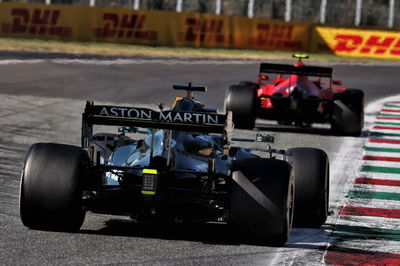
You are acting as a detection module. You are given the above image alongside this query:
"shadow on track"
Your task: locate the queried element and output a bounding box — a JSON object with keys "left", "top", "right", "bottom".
{"left": 79, "top": 218, "right": 340, "bottom": 247}
{"left": 80, "top": 219, "right": 245, "bottom": 246}
{"left": 255, "top": 123, "right": 369, "bottom": 137}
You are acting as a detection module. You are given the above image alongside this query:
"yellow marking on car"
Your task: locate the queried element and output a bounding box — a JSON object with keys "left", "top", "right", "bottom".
{"left": 143, "top": 169, "right": 158, "bottom": 174}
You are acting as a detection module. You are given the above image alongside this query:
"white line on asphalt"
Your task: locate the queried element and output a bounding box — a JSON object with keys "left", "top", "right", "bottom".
{"left": 1, "top": 58, "right": 400, "bottom": 67}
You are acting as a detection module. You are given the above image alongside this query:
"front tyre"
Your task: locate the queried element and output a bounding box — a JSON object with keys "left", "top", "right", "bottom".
{"left": 20, "top": 143, "right": 87, "bottom": 231}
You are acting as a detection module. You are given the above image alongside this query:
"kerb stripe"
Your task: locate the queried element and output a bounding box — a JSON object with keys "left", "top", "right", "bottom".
{"left": 368, "top": 138, "right": 400, "bottom": 144}
{"left": 377, "top": 116, "right": 400, "bottom": 120}
{"left": 355, "top": 177, "right": 400, "bottom": 186}
{"left": 361, "top": 165, "right": 400, "bottom": 174}
{"left": 375, "top": 121, "right": 400, "bottom": 126}
{"left": 347, "top": 190, "right": 400, "bottom": 201}
{"left": 339, "top": 206, "right": 400, "bottom": 219}
{"left": 373, "top": 125, "right": 400, "bottom": 130}
{"left": 325, "top": 250, "right": 400, "bottom": 265}
{"left": 362, "top": 155, "right": 400, "bottom": 162}
{"left": 381, "top": 108, "right": 400, "bottom": 113}
{"left": 364, "top": 146, "right": 400, "bottom": 153}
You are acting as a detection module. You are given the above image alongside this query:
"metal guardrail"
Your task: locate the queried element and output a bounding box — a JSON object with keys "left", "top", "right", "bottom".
{"left": 1, "top": 0, "right": 399, "bottom": 29}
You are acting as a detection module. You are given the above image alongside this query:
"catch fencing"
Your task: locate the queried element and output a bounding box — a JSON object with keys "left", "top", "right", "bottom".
{"left": 2, "top": 0, "right": 400, "bottom": 28}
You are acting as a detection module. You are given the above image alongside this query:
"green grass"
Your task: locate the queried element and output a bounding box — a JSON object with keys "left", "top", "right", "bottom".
{"left": 1, "top": 37, "right": 400, "bottom": 63}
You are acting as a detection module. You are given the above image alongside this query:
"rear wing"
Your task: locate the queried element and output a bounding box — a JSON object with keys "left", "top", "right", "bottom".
{"left": 260, "top": 63, "right": 332, "bottom": 78}
{"left": 82, "top": 101, "right": 232, "bottom": 147}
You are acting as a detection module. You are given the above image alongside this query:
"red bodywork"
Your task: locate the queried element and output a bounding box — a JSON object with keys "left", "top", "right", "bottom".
{"left": 253, "top": 59, "right": 346, "bottom": 123}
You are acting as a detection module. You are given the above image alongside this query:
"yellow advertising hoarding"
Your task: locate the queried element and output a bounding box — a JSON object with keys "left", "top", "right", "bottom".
{"left": 231, "top": 17, "right": 311, "bottom": 51}
{"left": 312, "top": 26, "right": 400, "bottom": 59}
{"left": 0, "top": 2, "right": 313, "bottom": 52}
{"left": 171, "top": 12, "right": 231, "bottom": 48}
{"left": 0, "top": 2, "right": 168, "bottom": 45}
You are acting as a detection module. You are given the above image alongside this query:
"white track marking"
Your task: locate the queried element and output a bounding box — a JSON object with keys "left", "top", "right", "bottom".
{"left": 361, "top": 160, "right": 400, "bottom": 168}
{"left": 359, "top": 172, "right": 400, "bottom": 181}
{"left": 364, "top": 142, "right": 400, "bottom": 148}
{"left": 0, "top": 58, "right": 400, "bottom": 67}
{"left": 363, "top": 150, "right": 400, "bottom": 157}
{"left": 353, "top": 183, "right": 400, "bottom": 193}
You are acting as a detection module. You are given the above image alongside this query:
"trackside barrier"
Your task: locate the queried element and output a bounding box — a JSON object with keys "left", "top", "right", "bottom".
{"left": 311, "top": 26, "right": 400, "bottom": 59}
{"left": 1, "top": 2, "right": 400, "bottom": 59}
{"left": 0, "top": 2, "right": 310, "bottom": 51}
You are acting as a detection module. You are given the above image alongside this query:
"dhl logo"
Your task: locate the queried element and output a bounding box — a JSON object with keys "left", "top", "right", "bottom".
{"left": 181, "top": 18, "right": 225, "bottom": 43}
{"left": 93, "top": 13, "right": 157, "bottom": 41}
{"left": 315, "top": 27, "right": 400, "bottom": 58}
{"left": 333, "top": 34, "right": 400, "bottom": 55}
{"left": 251, "top": 23, "right": 303, "bottom": 49}
{"left": 1, "top": 8, "right": 72, "bottom": 37}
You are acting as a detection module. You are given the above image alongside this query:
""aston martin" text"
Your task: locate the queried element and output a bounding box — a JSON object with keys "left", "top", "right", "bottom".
{"left": 98, "top": 107, "right": 220, "bottom": 124}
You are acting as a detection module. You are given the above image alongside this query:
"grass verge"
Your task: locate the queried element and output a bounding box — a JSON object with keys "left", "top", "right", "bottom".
{"left": 0, "top": 37, "right": 399, "bottom": 64}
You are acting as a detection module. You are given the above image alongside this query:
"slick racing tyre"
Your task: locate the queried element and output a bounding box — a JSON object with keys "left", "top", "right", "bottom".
{"left": 230, "top": 158, "right": 294, "bottom": 246}
{"left": 224, "top": 84, "right": 260, "bottom": 129}
{"left": 331, "top": 89, "right": 364, "bottom": 136}
{"left": 20, "top": 143, "right": 88, "bottom": 231}
{"left": 288, "top": 147, "right": 329, "bottom": 228}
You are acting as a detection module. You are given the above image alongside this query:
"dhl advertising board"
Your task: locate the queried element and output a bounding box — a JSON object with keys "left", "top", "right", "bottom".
{"left": 0, "top": 2, "right": 83, "bottom": 40}
{"left": 0, "top": 2, "right": 165, "bottom": 45}
{"left": 0, "top": 2, "right": 311, "bottom": 51}
{"left": 231, "top": 16, "right": 311, "bottom": 51}
{"left": 171, "top": 12, "right": 231, "bottom": 48}
{"left": 3, "top": 1, "right": 400, "bottom": 59}
{"left": 312, "top": 26, "right": 400, "bottom": 59}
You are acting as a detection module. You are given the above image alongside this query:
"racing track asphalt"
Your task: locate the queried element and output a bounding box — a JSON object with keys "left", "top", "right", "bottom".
{"left": 0, "top": 52, "right": 399, "bottom": 265}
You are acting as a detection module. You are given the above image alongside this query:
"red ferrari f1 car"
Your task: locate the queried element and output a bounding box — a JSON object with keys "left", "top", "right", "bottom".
{"left": 224, "top": 55, "right": 364, "bottom": 136}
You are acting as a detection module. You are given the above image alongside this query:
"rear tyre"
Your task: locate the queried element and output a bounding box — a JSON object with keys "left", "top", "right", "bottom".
{"left": 331, "top": 89, "right": 364, "bottom": 136}
{"left": 230, "top": 158, "right": 294, "bottom": 246}
{"left": 224, "top": 84, "right": 260, "bottom": 129}
{"left": 20, "top": 143, "right": 87, "bottom": 231}
{"left": 288, "top": 147, "right": 329, "bottom": 227}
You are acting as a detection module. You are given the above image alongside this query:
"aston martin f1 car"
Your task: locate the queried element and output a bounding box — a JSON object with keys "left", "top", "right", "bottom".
{"left": 225, "top": 55, "right": 364, "bottom": 136}
{"left": 20, "top": 84, "right": 330, "bottom": 246}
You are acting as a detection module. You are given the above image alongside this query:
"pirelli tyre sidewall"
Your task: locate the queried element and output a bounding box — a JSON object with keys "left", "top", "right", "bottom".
{"left": 288, "top": 147, "right": 329, "bottom": 228}
{"left": 230, "top": 157, "right": 294, "bottom": 246}
{"left": 20, "top": 143, "right": 87, "bottom": 231}
{"left": 331, "top": 89, "right": 364, "bottom": 136}
{"left": 224, "top": 83, "right": 260, "bottom": 129}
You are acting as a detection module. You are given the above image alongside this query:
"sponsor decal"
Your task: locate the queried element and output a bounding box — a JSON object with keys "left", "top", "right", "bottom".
{"left": 315, "top": 27, "right": 400, "bottom": 59}
{"left": 177, "top": 17, "right": 225, "bottom": 44}
{"left": 93, "top": 13, "right": 157, "bottom": 41}
{"left": 1, "top": 7, "right": 72, "bottom": 36}
{"left": 250, "top": 23, "right": 303, "bottom": 49}
{"left": 93, "top": 106, "right": 222, "bottom": 125}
